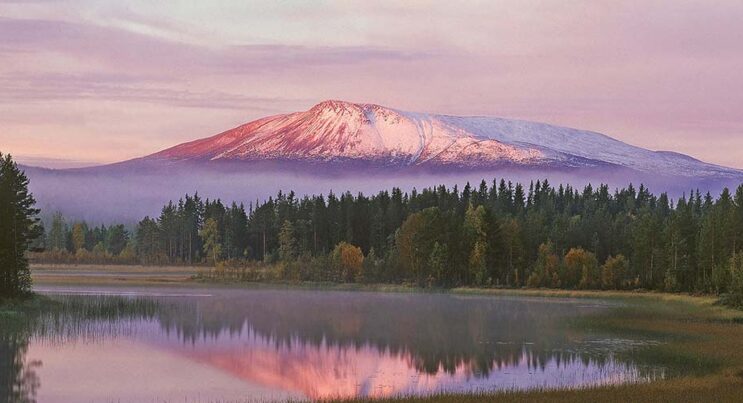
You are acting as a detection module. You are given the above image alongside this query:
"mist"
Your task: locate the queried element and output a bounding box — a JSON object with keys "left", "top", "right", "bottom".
{"left": 23, "top": 164, "right": 742, "bottom": 225}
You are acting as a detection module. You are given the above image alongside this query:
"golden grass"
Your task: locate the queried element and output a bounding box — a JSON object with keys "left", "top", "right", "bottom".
{"left": 30, "top": 263, "right": 203, "bottom": 273}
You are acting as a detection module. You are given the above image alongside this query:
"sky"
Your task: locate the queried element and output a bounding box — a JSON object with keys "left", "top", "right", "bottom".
{"left": 1, "top": 0, "right": 742, "bottom": 169}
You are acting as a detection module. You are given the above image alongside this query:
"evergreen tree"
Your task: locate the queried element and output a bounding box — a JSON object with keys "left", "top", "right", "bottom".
{"left": 200, "top": 218, "right": 222, "bottom": 265}
{"left": 135, "top": 217, "right": 161, "bottom": 265}
{"left": 278, "top": 220, "right": 298, "bottom": 262}
{"left": 47, "top": 212, "right": 67, "bottom": 251}
{"left": 0, "top": 153, "right": 41, "bottom": 296}
{"left": 106, "top": 225, "right": 129, "bottom": 256}
{"left": 427, "top": 242, "right": 449, "bottom": 286}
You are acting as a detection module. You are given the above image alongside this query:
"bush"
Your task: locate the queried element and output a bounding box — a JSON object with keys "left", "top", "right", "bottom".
{"left": 331, "top": 242, "right": 364, "bottom": 283}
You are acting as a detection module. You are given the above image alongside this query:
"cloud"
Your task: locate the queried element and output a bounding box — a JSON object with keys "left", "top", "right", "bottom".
{"left": 2, "top": 2, "right": 743, "bottom": 168}
{"left": 0, "top": 72, "right": 310, "bottom": 110}
{"left": 0, "top": 16, "right": 432, "bottom": 110}
{"left": 0, "top": 17, "right": 431, "bottom": 76}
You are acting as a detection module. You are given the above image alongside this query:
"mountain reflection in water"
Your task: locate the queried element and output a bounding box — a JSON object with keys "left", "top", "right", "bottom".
{"left": 4, "top": 286, "right": 664, "bottom": 402}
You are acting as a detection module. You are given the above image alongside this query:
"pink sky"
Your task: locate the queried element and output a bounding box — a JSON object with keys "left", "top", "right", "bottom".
{"left": 1, "top": 1, "right": 742, "bottom": 168}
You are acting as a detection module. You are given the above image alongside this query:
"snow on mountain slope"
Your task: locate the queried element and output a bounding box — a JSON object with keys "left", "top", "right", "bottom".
{"left": 147, "top": 100, "right": 742, "bottom": 178}
{"left": 151, "top": 100, "right": 546, "bottom": 168}
{"left": 438, "top": 115, "right": 738, "bottom": 178}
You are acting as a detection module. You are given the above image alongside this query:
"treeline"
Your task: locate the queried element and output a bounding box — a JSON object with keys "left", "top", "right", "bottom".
{"left": 33, "top": 179, "right": 743, "bottom": 296}
{"left": 31, "top": 212, "right": 136, "bottom": 264}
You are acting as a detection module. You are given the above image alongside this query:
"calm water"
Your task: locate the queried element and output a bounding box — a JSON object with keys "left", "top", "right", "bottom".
{"left": 2, "top": 285, "right": 664, "bottom": 402}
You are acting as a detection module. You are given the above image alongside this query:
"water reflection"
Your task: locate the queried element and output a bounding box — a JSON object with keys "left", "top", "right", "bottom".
{"left": 0, "top": 329, "right": 41, "bottom": 403}
{"left": 4, "top": 287, "right": 664, "bottom": 402}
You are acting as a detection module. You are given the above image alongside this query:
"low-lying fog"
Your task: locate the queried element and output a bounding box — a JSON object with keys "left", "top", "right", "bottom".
{"left": 25, "top": 165, "right": 741, "bottom": 225}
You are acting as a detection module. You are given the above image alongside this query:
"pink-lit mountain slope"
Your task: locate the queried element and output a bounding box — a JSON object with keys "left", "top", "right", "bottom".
{"left": 136, "top": 99, "right": 740, "bottom": 178}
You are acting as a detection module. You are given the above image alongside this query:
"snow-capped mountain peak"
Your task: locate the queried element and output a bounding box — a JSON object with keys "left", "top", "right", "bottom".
{"left": 147, "top": 100, "right": 742, "bottom": 178}
{"left": 152, "top": 100, "right": 545, "bottom": 168}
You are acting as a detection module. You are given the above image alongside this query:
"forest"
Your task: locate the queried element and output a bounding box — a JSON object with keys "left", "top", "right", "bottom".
{"left": 33, "top": 178, "right": 743, "bottom": 299}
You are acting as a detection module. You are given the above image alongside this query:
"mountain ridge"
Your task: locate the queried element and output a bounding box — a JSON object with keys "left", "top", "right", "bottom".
{"left": 19, "top": 100, "right": 743, "bottom": 222}
{"left": 135, "top": 99, "right": 741, "bottom": 179}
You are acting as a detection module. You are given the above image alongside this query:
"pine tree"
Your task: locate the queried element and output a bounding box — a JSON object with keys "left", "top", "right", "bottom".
{"left": 427, "top": 242, "right": 449, "bottom": 286}
{"left": 135, "top": 217, "right": 161, "bottom": 265}
{"left": 278, "top": 220, "right": 297, "bottom": 262}
{"left": 47, "top": 212, "right": 67, "bottom": 251}
{"left": 0, "top": 153, "right": 41, "bottom": 296}
{"left": 106, "top": 225, "right": 129, "bottom": 256}
{"left": 200, "top": 218, "right": 222, "bottom": 265}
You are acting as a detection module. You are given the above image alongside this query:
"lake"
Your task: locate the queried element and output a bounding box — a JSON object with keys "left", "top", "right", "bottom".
{"left": 3, "top": 285, "right": 664, "bottom": 402}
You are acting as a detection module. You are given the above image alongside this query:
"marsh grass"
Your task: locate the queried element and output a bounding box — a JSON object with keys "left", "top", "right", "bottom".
{"left": 1, "top": 293, "right": 160, "bottom": 340}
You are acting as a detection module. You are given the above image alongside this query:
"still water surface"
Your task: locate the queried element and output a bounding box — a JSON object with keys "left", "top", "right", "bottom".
{"left": 7, "top": 285, "right": 664, "bottom": 402}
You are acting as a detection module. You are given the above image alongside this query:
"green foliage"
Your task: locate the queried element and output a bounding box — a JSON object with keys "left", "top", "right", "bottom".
{"left": 33, "top": 178, "right": 743, "bottom": 296}
{"left": 106, "top": 224, "right": 129, "bottom": 256}
{"left": 47, "top": 212, "right": 67, "bottom": 251}
{"left": 135, "top": 217, "right": 161, "bottom": 264}
{"left": 719, "top": 254, "right": 743, "bottom": 308}
{"left": 527, "top": 242, "right": 561, "bottom": 288}
{"left": 200, "top": 218, "right": 222, "bottom": 265}
{"left": 0, "top": 153, "right": 41, "bottom": 296}
{"left": 278, "top": 220, "right": 297, "bottom": 262}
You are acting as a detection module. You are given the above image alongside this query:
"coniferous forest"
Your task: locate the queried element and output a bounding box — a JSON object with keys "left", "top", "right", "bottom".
{"left": 34, "top": 179, "right": 743, "bottom": 298}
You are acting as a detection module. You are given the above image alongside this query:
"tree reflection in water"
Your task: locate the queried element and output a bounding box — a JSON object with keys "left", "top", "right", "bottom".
{"left": 0, "top": 296, "right": 158, "bottom": 403}
{"left": 2, "top": 289, "right": 663, "bottom": 401}
{"left": 0, "top": 327, "right": 41, "bottom": 403}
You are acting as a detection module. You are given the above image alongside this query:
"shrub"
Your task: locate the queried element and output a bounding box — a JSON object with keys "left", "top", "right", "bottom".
{"left": 331, "top": 242, "right": 364, "bottom": 283}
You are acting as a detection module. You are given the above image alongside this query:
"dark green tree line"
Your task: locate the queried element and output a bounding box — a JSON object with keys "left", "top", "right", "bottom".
{"left": 37, "top": 178, "right": 743, "bottom": 297}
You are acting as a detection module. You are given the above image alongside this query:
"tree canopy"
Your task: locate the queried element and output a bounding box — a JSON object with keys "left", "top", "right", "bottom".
{"left": 35, "top": 177, "right": 743, "bottom": 296}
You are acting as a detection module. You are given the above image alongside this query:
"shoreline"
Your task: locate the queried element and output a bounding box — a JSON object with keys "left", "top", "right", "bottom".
{"left": 29, "top": 262, "right": 727, "bottom": 302}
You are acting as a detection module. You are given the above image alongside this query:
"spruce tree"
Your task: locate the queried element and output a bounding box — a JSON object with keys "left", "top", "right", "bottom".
{"left": 0, "top": 153, "right": 41, "bottom": 297}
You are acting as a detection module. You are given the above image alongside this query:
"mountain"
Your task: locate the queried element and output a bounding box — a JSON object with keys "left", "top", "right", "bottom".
{"left": 139, "top": 99, "right": 741, "bottom": 178}
{"left": 22, "top": 100, "right": 743, "bottom": 222}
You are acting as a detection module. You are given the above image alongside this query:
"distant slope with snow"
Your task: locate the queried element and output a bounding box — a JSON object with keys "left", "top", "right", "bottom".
{"left": 141, "top": 100, "right": 741, "bottom": 179}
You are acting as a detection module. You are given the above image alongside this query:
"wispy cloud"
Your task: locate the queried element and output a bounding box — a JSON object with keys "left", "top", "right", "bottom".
{"left": 0, "top": 17, "right": 431, "bottom": 76}
{"left": 0, "top": 72, "right": 309, "bottom": 110}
